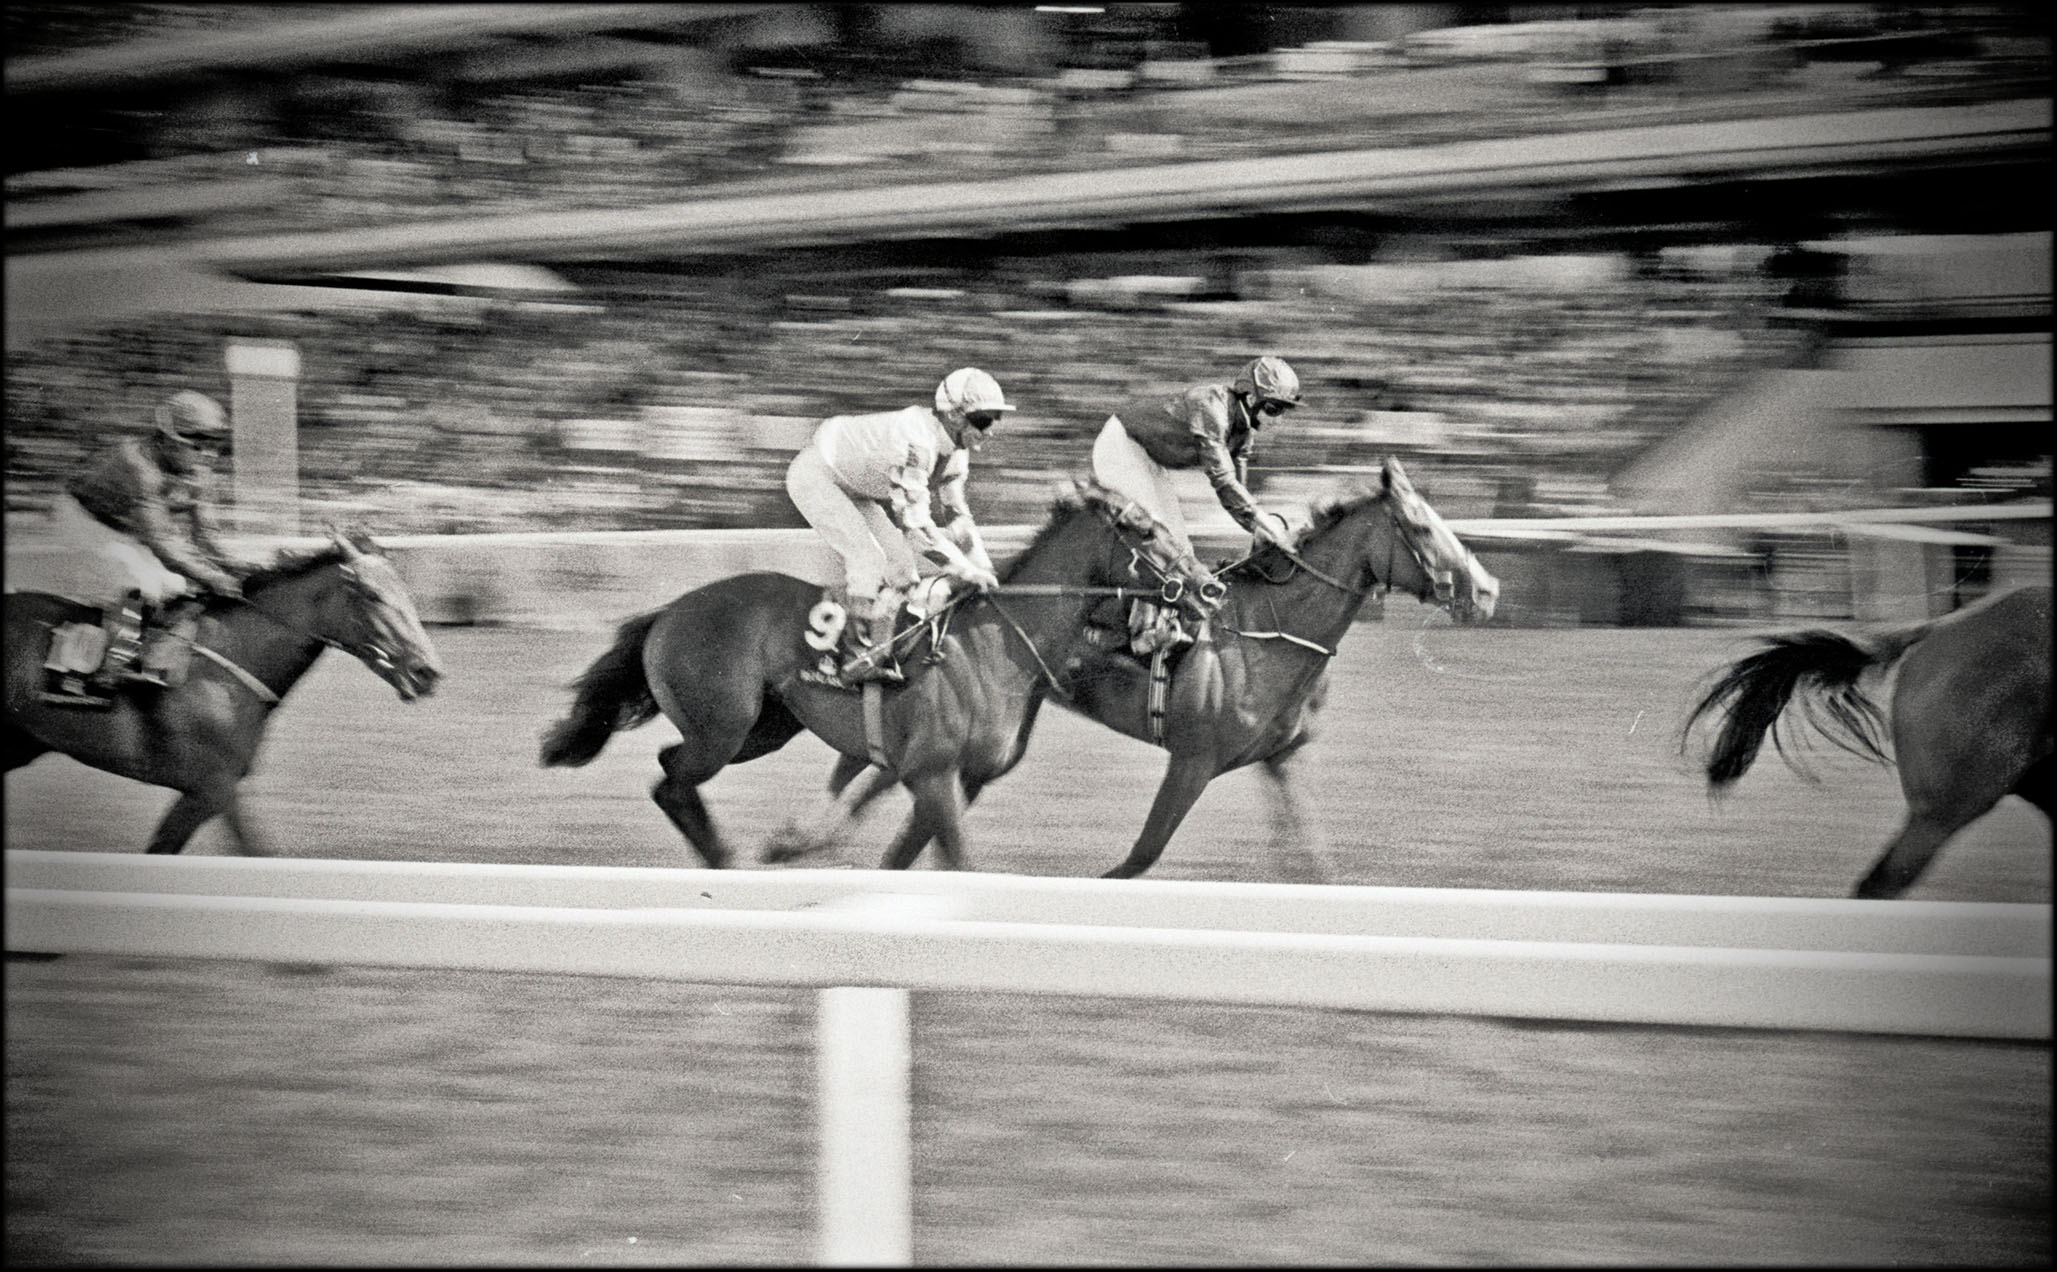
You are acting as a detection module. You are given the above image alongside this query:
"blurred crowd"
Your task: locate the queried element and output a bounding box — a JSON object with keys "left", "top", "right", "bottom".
{"left": 5, "top": 246, "right": 1808, "bottom": 536}
{"left": 3, "top": 4, "right": 2043, "bottom": 538}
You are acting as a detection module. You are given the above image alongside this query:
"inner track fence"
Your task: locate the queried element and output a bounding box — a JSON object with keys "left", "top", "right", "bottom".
{"left": 7, "top": 849, "right": 2049, "bottom": 1264}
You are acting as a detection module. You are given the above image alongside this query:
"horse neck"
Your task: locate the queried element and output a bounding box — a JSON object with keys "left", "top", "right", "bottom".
{"left": 215, "top": 566, "right": 344, "bottom": 689}
{"left": 987, "top": 515, "right": 1129, "bottom": 649}
{"left": 1235, "top": 506, "right": 1391, "bottom": 644}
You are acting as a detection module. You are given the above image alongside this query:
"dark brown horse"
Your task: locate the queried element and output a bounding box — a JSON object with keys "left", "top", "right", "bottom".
{"left": 537, "top": 486, "right": 1216, "bottom": 870}
{"left": 1685, "top": 583, "right": 2052, "bottom": 898}
{"left": 5, "top": 530, "right": 443, "bottom": 855}
{"left": 772, "top": 458, "right": 1500, "bottom": 879}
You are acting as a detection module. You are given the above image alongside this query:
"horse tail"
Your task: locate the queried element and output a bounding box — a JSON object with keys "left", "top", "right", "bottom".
{"left": 539, "top": 609, "right": 665, "bottom": 768}
{"left": 1687, "top": 619, "right": 1935, "bottom": 788}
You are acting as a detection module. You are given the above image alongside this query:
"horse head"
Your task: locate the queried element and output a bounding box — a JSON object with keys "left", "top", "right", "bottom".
{"left": 1379, "top": 459, "right": 1498, "bottom": 624}
{"left": 317, "top": 526, "right": 444, "bottom": 701}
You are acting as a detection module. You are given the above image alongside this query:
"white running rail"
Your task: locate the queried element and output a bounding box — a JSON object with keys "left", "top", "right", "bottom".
{"left": 7, "top": 851, "right": 2050, "bottom": 1263}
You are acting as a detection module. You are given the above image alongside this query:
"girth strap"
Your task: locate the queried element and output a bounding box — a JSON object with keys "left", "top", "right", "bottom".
{"left": 1147, "top": 647, "right": 1171, "bottom": 748}
{"left": 862, "top": 681, "right": 891, "bottom": 771}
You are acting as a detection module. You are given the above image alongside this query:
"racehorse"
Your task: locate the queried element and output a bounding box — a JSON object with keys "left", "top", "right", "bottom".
{"left": 537, "top": 485, "right": 1217, "bottom": 870}
{"left": 1684, "top": 583, "right": 2052, "bottom": 898}
{"left": 770, "top": 458, "right": 1501, "bottom": 879}
{"left": 4, "top": 529, "right": 443, "bottom": 855}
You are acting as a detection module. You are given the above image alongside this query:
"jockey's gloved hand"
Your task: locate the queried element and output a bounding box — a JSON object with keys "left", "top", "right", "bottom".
{"left": 208, "top": 576, "right": 244, "bottom": 601}
{"left": 953, "top": 563, "right": 1000, "bottom": 592}
{"left": 1253, "top": 512, "right": 1294, "bottom": 551}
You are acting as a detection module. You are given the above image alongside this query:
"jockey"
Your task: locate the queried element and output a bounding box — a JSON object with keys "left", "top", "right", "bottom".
{"left": 784, "top": 367, "right": 1013, "bottom": 683}
{"left": 1089, "top": 354, "right": 1302, "bottom": 654}
{"left": 51, "top": 389, "right": 250, "bottom": 689}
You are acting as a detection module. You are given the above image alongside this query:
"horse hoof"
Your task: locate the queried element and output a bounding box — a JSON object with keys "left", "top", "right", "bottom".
{"left": 762, "top": 832, "right": 830, "bottom": 865}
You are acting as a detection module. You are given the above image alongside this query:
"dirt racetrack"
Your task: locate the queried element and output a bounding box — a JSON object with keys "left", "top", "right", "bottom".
{"left": 6, "top": 608, "right": 2050, "bottom": 1265}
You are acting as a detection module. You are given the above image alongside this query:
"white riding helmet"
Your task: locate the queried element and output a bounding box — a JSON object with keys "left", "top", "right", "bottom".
{"left": 1233, "top": 355, "right": 1303, "bottom": 408}
{"left": 156, "top": 389, "right": 230, "bottom": 443}
{"left": 935, "top": 367, "right": 1016, "bottom": 420}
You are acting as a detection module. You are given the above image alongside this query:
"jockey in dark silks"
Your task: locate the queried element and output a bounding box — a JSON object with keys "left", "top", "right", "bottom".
{"left": 1089, "top": 354, "right": 1304, "bottom": 654}
{"left": 50, "top": 390, "right": 251, "bottom": 690}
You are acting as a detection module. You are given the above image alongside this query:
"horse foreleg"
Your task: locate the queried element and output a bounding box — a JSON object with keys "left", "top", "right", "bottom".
{"left": 146, "top": 791, "right": 224, "bottom": 855}
{"left": 1261, "top": 748, "right": 1337, "bottom": 885}
{"left": 1103, "top": 754, "right": 1217, "bottom": 880}
{"left": 903, "top": 770, "right": 974, "bottom": 871}
{"left": 653, "top": 743, "right": 734, "bottom": 869}
{"left": 763, "top": 757, "right": 896, "bottom": 864}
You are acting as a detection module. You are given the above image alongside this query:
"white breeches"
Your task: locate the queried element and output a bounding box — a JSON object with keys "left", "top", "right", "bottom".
{"left": 1090, "top": 417, "right": 1191, "bottom": 552}
{"left": 43, "top": 494, "right": 187, "bottom": 607}
{"left": 786, "top": 446, "right": 920, "bottom": 618}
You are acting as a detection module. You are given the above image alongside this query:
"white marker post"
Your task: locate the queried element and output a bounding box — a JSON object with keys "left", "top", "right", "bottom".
{"left": 224, "top": 339, "right": 301, "bottom": 537}
{"left": 815, "top": 986, "right": 913, "bottom": 1266}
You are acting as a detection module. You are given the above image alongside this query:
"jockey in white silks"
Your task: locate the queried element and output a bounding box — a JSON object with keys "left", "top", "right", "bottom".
{"left": 46, "top": 389, "right": 251, "bottom": 689}
{"left": 1089, "top": 354, "right": 1303, "bottom": 654}
{"left": 784, "top": 368, "right": 1013, "bottom": 683}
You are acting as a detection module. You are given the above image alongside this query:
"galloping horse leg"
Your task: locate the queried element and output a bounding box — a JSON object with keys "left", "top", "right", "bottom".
{"left": 2016, "top": 753, "right": 2055, "bottom": 818}
{"left": 1260, "top": 745, "right": 1337, "bottom": 885}
{"left": 879, "top": 769, "right": 973, "bottom": 871}
{"left": 1853, "top": 811, "right": 1975, "bottom": 900}
{"left": 1103, "top": 753, "right": 1218, "bottom": 880}
{"left": 652, "top": 743, "right": 735, "bottom": 869}
{"left": 146, "top": 790, "right": 228, "bottom": 855}
{"left": 763, "top": 754, "right": 894, "bottom": 863}
{"left": 4, "top": 722, "right": 49, "bottom": 773}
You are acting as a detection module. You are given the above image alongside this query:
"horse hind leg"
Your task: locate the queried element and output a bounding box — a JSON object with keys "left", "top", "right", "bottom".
{"left": 4, "top": 722, "right": 50, "bottom": 773}
{"left": 2013, "top": 751, "right": 2054, "bottom": 819}
{"left": 653, "top": 743, "right": 737, "bottom": 869}
{"left": 1852, "top": 810, "right": 1974, "bottom": 900}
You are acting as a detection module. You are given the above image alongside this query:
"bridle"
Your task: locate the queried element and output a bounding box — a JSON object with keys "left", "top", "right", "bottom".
{"left": 1215, "top": 497, "right": 1468, "bottom": 657}
{"left": 194, "top": 558, "right": 408, "bottom": 699}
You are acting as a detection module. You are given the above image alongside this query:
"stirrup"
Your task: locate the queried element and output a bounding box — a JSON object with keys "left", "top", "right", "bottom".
{"left": 840, "top": 643, "right": 904, "bottom": 685}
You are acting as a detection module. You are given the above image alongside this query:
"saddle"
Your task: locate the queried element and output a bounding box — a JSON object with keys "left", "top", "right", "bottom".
{"left": 795, "top": 579, "right": 958, "bottom": 690}
{"left": 39, "top": 600, "right": 199, "bottom": 708}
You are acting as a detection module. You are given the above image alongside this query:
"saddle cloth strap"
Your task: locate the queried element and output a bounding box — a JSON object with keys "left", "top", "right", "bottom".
{"left": 862, "top": 681, "right": 891, "bottom": 770}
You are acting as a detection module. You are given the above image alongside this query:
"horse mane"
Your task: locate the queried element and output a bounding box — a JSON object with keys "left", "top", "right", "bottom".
{"left": 997, "top": 480, "right": 1115, "bottom": 584}
{"left": 1216, "top": 484, "right": 1391, "bottom": 584}
{"left": 1302, "top": 484, "right": 1391, "bottom": 540}
{"left": 237, "top": 543, "right": 355, "bottom": 592}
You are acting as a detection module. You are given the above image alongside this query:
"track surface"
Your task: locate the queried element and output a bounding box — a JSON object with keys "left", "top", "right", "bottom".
{"left": 7, "top": 613, "right": 2050, "bottom": 1264}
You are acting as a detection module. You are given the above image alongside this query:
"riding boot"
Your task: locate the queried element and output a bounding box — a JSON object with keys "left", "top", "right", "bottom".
{"left": 1127, "top": 600, "right": 1191, "bottom": 657}
{"left": 840, "top": 611, "right": 905, "bottom": 685}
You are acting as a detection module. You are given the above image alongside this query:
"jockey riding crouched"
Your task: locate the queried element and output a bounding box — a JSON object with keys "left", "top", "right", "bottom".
{"left": 1089, "top": 355, "right": 1303, "bottom": 655}
{"left": 784, "top": 368, "right": 1012, "bottom": 684}
{"left": 45, "top": 390, "right": 253, "bottom": 696}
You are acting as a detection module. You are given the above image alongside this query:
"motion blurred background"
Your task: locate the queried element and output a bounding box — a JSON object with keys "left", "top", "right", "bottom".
{"left": 4, "top": 2, "right": 2049, "bottom": 629}
{"left": 5, "top": 9, "right": 2052, "bottom": 1266}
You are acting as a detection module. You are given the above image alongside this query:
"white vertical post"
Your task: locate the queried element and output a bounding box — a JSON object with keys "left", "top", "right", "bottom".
{"left": 815, "top": 986, "right": 913, "bottom": 1266}
{"left": 223, "top": 339, "right": 301, "bottom": 537}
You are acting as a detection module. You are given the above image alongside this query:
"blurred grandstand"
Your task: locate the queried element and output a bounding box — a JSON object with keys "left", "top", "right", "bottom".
{"left": 4, "top": 3, "right": 2049, "bottom": 620}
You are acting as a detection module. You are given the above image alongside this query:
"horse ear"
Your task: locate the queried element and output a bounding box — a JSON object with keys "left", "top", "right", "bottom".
{"left": 1383, "top": 457, "right": 1412, "bottom": 496}
{"left": 329, "top": 525, "right": 363, "bottom": 560}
